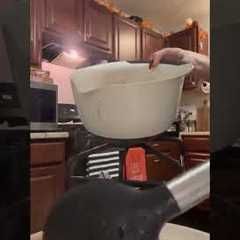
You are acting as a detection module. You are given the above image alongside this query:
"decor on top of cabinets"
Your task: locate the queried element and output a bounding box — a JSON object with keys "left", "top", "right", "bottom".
{"left": 94, "top": 0, "right": 121, "bottom": 15}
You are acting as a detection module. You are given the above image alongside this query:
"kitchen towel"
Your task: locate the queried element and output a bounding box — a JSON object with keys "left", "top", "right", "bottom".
{"left": 86, "top": 149, "right": 121, "bottom": 179}
{"left": 125, "top": 147, "right": 147, "bottom": 181}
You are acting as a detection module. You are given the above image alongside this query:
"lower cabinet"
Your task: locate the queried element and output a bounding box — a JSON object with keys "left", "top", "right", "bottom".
{"left": 30, "top": 140, "right": 67, "bottom": 233}
{"left": 182, "top": 134, "right": 210, "bottom": 211}
{"left": 146, "top": 140, "right": 182, "bottom": 181}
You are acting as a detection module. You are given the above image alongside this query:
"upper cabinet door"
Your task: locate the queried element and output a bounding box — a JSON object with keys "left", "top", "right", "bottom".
{"left": 84, "top": 0, "right": 113, "bottom": 54}
{"left": 167, "top": 25, "right": 199, "bottom": 90}
{"left": 30, "top": 0, "right": 45, "bottom": 65}
{"left": 45, "top": 0, "right": 84, "bottom": 36}
{"left": 114, "top": 16, "right": 141, "bottom": 61}
{"left": 141, "top": 29, "right": 165, "bottom": 60}
{"left": 166, "top": 25, "right": 199, "bottom": 52}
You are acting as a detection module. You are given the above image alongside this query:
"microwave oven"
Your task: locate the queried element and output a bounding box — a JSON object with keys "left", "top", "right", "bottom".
{"left": 30, "top": 81, "right": 58, "bottom": 131}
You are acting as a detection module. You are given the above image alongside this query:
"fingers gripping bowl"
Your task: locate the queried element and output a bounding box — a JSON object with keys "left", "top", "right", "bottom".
{"left": 71, "top": 61, "right": 193, "bottom": 139}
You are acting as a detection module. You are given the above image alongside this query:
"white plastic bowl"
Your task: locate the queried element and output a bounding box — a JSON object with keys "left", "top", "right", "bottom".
{"left": 71, "top": 61, "right": 192, "bottom": 139}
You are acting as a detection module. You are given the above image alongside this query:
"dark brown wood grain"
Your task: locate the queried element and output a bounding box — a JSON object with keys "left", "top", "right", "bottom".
{"left": 44, "top": 0, "right": 83, "bottom": 35}
{"left": 31, "top": 142, "right": 66, "bottom": 166}
{"left": 31, "top": 163, "right": 65, "bottom": 233}
{"left": 84, "top": 0, "right": 113, "bottom": 53}
{"left": 182, "top": 136, "right": 210, "bottom": 153}
{"left": 167, "top": 24, "right": 199, "bottom": 90}
{"left": 30, "top": 0, "right": 45, "bottom": 65}
{"left": 114, "top": 15, "right": 141, "bottom": 61}
{"left": 141, "top": 28, "right": 164, "bottom": 60}
{"left": 150, "top": 141, "right": 182, "bottom": 160}
{"left": 146, "top": 141, "right": 182, "bottom": 181}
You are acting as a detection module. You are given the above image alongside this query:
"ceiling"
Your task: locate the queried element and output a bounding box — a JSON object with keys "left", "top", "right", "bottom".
{"left": 112, "top": 0, "right": 209, "bottom": 32}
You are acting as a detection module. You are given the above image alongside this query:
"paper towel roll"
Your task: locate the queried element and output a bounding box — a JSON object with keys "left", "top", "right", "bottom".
{"left": 201, "top": 81, "right": 210, "bottom": 94}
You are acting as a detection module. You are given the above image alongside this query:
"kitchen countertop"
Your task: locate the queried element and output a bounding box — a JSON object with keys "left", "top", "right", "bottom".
{"left": 180, "top": 131, "right": 210, "bottom": 136}
{"left": 30, "top": 131, "right": 69, "bottom": 140}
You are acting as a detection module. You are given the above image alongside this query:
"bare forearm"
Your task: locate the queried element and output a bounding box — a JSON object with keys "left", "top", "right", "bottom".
{"left": 181, "top": 49, "right": 210, "bottom": 81}
{"left": 151, "top": 48, "right": 210, "bottom": 81}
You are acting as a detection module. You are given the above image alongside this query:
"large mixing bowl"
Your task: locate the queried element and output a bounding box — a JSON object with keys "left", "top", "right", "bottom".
{"left": 71, "top": 61, "right": 192, "bottom": 139}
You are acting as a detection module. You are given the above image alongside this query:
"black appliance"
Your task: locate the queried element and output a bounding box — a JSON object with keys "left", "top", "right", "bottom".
{"left": 58, "top": 103, "right": 81, "bottom": 123}
{"left": 0, "top": 1, "right": 30, "bottom": 240}
{"left": 0, "top": 130, "right": 29, "bottom": 240}
{"left": 0, "top": 0, "right": 29, "bottom": 127}
{"left": 30, "top": 81, "right": 58, "bottom": 131}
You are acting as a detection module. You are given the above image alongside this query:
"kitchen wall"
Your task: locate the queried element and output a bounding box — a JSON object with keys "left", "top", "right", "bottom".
{"left": 181, "top": 89, "right": 209, "bottom": 108}
{"left": 42, "top": 62, "right": 75, "bottom": 104}
{"left": 180, "top": 88, "right": 210, "bottom": 131}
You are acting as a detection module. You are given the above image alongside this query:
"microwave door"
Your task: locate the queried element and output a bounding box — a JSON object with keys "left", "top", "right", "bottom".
{"left": 30, "top": 86, "right": 57, "bottom": 130}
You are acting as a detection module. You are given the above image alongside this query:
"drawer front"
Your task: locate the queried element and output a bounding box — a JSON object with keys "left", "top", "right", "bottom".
{"left": 31, "top": 164, "right": 65, "bottom": 233}
{"left": 182, "top": 137, "right": 210, "bottom": 152}
{"left": 31, "top": 142, "right": 65, "bottom": 166}
{"left": 184, "top": 152, "right": 210, "bottom": 169}
{"left": 146, "top": 153, "right": 181, "bottom": 181}
{"left": 150, "top": 141, "right": 181, "bottom": 160}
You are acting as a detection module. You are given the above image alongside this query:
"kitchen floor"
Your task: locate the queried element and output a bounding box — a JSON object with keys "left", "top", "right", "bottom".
{"left": 170, "top": 209, "right": 210, "bottom": 233}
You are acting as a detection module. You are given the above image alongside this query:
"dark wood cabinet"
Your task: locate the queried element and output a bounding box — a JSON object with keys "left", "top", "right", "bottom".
{"left": 30, "top": 0, "right": 45, "bottom": 65}
{"left": 182, "top": 134, "right": 210, "bottom": 170}
{"left": 146, "top": 141, "right": 182, "bottom": 181}
{"left": 45, "top": 0, "right": 84, "bottom": 36}
{"left": 182, "top": 134, "right": 210, "bottom": 211}
{"left": 84, "top": 0, "right": 113, "bottom": 54}
{"left": 30, "top": 140, "right": 66, "bottom": 233}
{"left": 31, "top": 0, "right": 168, "bottom": 64}
{"left": 114, "top": 16, "right": 141, "bottom": 61}
{"left": 167, "top": 26, "right": 198, "bottom": 52}
{"left": 184, "top": 152, "right": 209, "bottom": 169}
{"left": 31, "top": 164, "right": 65, "bottom": 233}
{"left": 167, "top": 24, "right": 199, "bottom": 90}
{"left": 141, "top": 28, "right": 165, "bottom": 60}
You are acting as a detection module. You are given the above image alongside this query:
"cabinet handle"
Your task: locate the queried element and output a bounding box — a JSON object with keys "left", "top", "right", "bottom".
{"left": 190, "top": 158, "right": 209, "bottom": 162}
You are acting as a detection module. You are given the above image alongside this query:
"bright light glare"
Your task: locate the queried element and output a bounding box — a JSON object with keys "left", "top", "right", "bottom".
{"left": 63, "top": 49, "right": 80, "bottom": 59}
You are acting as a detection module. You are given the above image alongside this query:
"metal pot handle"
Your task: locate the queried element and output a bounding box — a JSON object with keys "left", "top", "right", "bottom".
{"left": 166, "top": 161, "right": 210, "bottom": 215}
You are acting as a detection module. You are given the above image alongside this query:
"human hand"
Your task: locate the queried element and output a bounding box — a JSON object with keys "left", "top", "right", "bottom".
{"left": 150, "top": 48, "right": 210, "bottom": 81}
